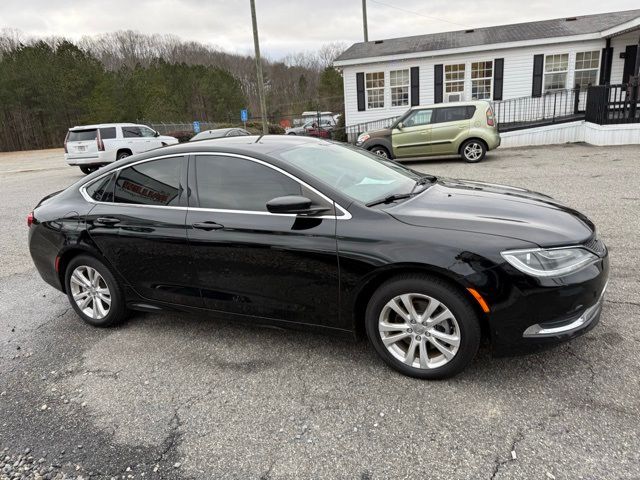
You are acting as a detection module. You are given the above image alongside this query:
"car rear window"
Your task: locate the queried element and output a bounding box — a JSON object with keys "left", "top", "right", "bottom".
{"left": 67, "top": 129, "right": 97, "bottom": 142}
{"left": 85, "top": 173, "right": 116, "bottom": 202}
{"left": 99, "top": 127, "right": 117, "bottom": 139}
{"left": 433, "top": 106, "right": 476, "bottom": 123}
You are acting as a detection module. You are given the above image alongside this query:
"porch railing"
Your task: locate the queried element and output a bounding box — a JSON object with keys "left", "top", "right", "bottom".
{"left": 585, "top": 84, "right": 640, "bottom": 124}
{"left": 492, "top": 88, "right": 585, "bottom": 132}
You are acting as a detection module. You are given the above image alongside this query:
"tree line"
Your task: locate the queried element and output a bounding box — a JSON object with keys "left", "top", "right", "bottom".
{"left": 0, "top": 30, "right": 346, "bottom": 151}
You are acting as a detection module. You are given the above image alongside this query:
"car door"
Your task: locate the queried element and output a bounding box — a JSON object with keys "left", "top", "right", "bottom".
{"left": 430, "top": 106, "right": 473, "bottom": 156}
{"left": 139, "top": 126, "right": 163, "bottom": 150}
{"left": 185, "top": 153, "right": 340, "bottom": 327}
{"left": 392, "top": 109, "right": 433, "bottom": 158}
{"left": 85, "top": 155, "right": 201, "bottom": 307}
{"left": 121, "top": 126, "right": 147, "bottom": 154}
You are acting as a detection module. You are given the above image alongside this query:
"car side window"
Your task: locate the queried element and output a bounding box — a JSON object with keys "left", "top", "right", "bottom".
{"left": 194, "top": 155, "right": 331, "bottom": 213}
{"left": 403, "top": 109, "right": 433, "bottom": 127}
{"left": 114, "top": 157, "right": 182, "bottom": 206}
{"left": 433, "top": 106, "right": 475, "bottom": 124}
{"left": 123, "top": 127, "right": 143, "bottom": 138}
{"left": 85, "top": 173, "right": 116, "bottom": 202}
{"left": 99, "top": 127, "right": 117, "bottom": 140}
{"left": 139, "top": 127, "right": 156, "bottom": 137}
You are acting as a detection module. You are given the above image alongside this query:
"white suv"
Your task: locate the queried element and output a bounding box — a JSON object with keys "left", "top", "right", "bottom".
{"left": 64, "top": 123, "right": 179, "bottom": 174}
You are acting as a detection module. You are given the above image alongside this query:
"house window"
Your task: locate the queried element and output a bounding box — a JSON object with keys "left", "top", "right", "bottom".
{"left": 390, "top": 69, "right": 410, "bottom": 107}
{"left": 444, "top": 64, "right": 466, "bottom": 95}
{"left": 544, "top": 54, "right": 569, "bottom": 91}
{"left": 471, "top": 61, "right": 493, "bottom": 100}
{"left": 365, "top": 72, "right": 385, "bottom": 109}
{"left": 574, "top": 51, "right": 600, "bottom": 89}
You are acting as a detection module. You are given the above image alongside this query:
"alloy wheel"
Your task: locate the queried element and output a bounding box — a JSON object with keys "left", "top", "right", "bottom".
{"left": 464, "top": 142, "right": 483, "bottom": 161}
{"left": 372, "top": 148, "right": 388, "bottom": 158}
{"left": 378, "top": 293, "right": 461, "bottom": 369}
{"left": 69, "top": 265, "right": 111, "bottom": 320}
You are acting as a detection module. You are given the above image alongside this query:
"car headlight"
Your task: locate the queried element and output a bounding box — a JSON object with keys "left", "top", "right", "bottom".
{"left": 501, "top": 247, "right": 598, "bottom": 277}
{"left": 356, "top": 133, "right": 370, "bottom": 144}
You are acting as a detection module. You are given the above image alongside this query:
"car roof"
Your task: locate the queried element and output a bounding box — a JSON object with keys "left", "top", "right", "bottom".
{"left": 116, "top": 135, "right": 328, "bottom": 161}
{"left": 68, "top": 123, "right": 141, "bottom": 130}
{"left": 197, "top": 128, "right": 236, "bottom": 135}
{"left": 409, "top": 100, "right": 490, "bottom": 110}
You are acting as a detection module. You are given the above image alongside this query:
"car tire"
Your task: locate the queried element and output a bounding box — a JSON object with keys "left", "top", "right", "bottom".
{"left": 79, "top": 166, "right": 97, "bottom": 175}
{"left": 116, "top": 151, "right": 131, "bottom": 160}
{"left": 64, "top": 254, "right": 129, "bottom": 328}
{"left": 287, "top": 132, "right": 297, "bottom": 135}
{"left": 365, "top": 275, "right": 481, "bottom": 379}
{"left": 369, "top": 145, "right": 391, "bottom": 159}
{"left": 460, "top": 139, "right": 487, "bottom": 163}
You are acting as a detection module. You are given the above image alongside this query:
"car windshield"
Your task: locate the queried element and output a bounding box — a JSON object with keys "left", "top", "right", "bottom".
{"left": 274, "top": 142, "right": 422, "bottom": 204}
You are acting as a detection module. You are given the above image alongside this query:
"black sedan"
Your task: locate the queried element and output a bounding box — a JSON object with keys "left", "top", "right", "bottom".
{"left": 28, "top": 136, "right": 609, "bottom": 379}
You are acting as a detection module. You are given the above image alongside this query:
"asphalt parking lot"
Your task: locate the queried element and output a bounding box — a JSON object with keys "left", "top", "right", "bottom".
{"left": 1, "top": 144, "right": 639, "bottom": 480}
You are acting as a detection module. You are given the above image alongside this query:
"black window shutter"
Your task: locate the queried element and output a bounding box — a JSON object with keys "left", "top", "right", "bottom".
{"left": 410, "top": 67, "right": 419, "bottom": 106}
{"left": 623, "top": 45, "right": 638, "bottom": 84}
{"left": 493, "top": 58, "right": 504, "bottom": 101}
{"left": 434, "top": 64, "right": 443, "bottom": 103}
{"left": 356, "top": 72, "right": 365, "bottom": 111}
{"left": 532, "top": 54, "right": 544, "bottom": 98}
{"left": 599, "top": 47, "right": 613, "bottom": 85}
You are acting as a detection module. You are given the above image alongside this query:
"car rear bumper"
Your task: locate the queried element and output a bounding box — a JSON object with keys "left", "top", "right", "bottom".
{"left": 65, "top": 150, "right": 116, "bottom": 166}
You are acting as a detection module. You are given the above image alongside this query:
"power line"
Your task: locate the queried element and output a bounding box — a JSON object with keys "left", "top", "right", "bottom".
{"left": 369, "top": 0, "right": 472, "bottom": 29}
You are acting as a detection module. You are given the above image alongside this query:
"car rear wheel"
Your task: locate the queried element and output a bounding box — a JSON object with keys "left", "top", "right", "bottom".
{"left": 460, "top": 140, "right": 486, "bottom": 163}
{"left": 369, "top": 146, "right": 391, "bottom": 159}
{"left": 79, "top": 166, "right": 98, "bottom": 175}
{"left": 365, "top": 275, "right": 481, "bottom": 379}
{"left": 64, "top": 255, "right": 129, "bottom": 327}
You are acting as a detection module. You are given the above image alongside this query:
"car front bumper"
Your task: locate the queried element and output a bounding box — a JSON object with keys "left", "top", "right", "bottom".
{"left": 486, "top": 251, "right": 609, "bottom": 356}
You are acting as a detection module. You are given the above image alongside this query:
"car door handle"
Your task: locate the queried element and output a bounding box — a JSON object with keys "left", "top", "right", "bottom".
{"left": 192, "top": 221, "right": 224, "bottom": 231}
{"left": 95, "top": 217, "right": 120, "bottom": 226}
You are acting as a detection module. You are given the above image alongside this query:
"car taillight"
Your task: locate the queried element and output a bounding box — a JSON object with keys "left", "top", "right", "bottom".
{"left": 97, "top": 130, "right": 105, "bottom": 151}
{"left": 27, "top": 211, "right": 34, "bottom": 227}
{"left": 64, "top": 130, "right": 69, "bottom": 153}
{"left": 486, "top": 107, "right": 495, "bottom": 127}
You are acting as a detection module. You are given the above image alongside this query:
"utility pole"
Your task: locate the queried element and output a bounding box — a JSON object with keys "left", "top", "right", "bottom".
{"left": 250, "top": 0, "right": 268, "bottom": 135}
{"left": 362, "top": 0, "right": 369, "bottom": 42}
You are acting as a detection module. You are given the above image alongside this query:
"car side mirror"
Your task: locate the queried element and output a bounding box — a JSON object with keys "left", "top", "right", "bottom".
{"left": 154, "top": 131, "right": 160, "bottom": 137}
{"left": 266, "top": 195, "right": 330, "bottom": 215}
{"left": 396, "top": 122, "right": 404, "bottom": 130}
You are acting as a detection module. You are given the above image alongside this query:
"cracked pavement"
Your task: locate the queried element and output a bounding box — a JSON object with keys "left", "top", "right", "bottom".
{"left": 1, "top": 145, "right": 639, "bottom": 479}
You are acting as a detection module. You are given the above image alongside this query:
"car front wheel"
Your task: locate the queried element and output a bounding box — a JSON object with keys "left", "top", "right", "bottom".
{"left": 64, "top": 255, "right": 129, "bottom": 327}
{"left": 365, "top": 275, "right": 481, "bottom": 379}
{"left": 460, "top": 140, "right": 486, "bottom": 163}
{"left": 369, "top": 146, "right": 390, "bottom": 158}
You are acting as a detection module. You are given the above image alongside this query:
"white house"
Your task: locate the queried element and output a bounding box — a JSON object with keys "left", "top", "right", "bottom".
{"left": 334, "top": 9, "right": 640, "bottom": 127}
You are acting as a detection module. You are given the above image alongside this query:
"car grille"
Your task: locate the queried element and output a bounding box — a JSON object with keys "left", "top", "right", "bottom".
{"left": 583, "top": 235, "right": 607, "bottom": 257}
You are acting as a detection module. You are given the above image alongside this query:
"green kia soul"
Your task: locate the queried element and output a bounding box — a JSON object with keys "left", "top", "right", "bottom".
{"left": 355, "top": 101, "right": 501, "bottom": 163}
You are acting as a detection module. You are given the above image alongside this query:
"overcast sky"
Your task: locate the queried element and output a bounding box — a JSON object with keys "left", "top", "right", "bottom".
{"left": 1, "top": 0, "right": 638, "bottom": 59}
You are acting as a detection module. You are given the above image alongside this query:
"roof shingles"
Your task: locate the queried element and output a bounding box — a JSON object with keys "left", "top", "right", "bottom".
{"left": 335, "top": 9, "right": 640, "bottom": 62}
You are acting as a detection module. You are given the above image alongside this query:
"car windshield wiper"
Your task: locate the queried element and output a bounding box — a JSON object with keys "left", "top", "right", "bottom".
{"left": 409, "top": 174, "right": 437, "bottom": 196}
{"left": 366, "top": 175, "right": 437, "bottom": 208}
{"left": 366, "top": 193, "right": 413, "bottom": 207}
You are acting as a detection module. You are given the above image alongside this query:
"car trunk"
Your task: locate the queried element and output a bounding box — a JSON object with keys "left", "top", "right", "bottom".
{"left": 67, "top": 129, "right": 98, "bottom": 155}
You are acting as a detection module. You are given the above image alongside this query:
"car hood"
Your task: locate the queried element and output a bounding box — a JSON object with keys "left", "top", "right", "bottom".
{"left": 385, "top": 178, "right": 594, "bottom": 247}
{"left": 159, "top": 135, "right": 178, "bottom": 143}
{"left": 365, "top": 127, "right": 392, "bottom": 139}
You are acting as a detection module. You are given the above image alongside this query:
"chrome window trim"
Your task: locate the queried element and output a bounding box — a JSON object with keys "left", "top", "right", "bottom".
{"left": 79, "top": 152, "right": 352, "bottom": 220}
